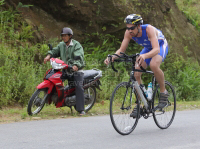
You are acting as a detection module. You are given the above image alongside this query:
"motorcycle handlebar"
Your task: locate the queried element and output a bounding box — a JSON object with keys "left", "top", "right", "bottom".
{"left": 67, "top": 65, "right": 73, "bottom": 70}
{"left": 48, "top": 44, "right": 53, "bottom": 50}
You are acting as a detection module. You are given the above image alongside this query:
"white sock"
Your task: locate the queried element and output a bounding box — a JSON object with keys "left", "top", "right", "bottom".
{"left": 161, "top": 90, "right": 168, "bottom": 94}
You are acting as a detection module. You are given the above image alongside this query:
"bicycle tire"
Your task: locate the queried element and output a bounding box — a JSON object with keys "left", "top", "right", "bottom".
{"left": 110, "top": 82, "right": 140, "bottom": 135}
{"left": 152, "top": 81, "right": 176, "bottom": 129}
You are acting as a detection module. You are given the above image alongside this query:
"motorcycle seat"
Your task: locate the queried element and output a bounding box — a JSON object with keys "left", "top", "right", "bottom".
{"left": 83, "top": 70, "right": 99, "bottom": 80}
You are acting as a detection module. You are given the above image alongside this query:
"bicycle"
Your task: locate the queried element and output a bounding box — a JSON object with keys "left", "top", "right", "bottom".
{"left": 108, "top": 52, "right": 176, "bottom": 135}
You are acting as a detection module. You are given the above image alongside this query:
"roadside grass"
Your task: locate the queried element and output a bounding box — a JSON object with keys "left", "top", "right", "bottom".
{"left": 0, "top": 100, "right": 200, "bottom": 124}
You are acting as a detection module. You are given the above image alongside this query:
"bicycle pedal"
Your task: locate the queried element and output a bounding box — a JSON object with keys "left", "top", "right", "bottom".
{"left": 153, "top": 106, "right": 159, "bottom": 112}
{"left": 162, "top": 103, "right": 169, "bottom": 109}
{"left": 154, "top": 106, "right": 167, "bottom": 113}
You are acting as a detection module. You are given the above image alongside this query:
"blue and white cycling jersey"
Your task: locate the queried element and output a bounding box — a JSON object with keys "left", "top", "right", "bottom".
{"left": 132, "top": 24, "right": 169, "bottom": 65}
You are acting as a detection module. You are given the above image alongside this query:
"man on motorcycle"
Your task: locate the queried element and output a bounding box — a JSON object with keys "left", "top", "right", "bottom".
{"left": 44, "top": 27, "right": 85, "bottom": 115}
{"left": 104, "top": 14, "right": 169, "bottom": 118}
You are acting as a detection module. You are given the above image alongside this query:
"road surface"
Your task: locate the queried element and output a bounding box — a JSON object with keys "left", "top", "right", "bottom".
{"left": 0, "top": 110, "right": 200, "bottom": 149}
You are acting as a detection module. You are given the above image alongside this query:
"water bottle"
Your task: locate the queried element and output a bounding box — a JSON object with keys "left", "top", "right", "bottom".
{"left": 140, "top": 84, "right": 148, "bottom": 98}
{"left": 147, "top": 82, "right": 153, "bottom": 101}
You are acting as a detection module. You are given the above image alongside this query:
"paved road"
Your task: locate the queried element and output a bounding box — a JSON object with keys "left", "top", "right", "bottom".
{"left": 0, "top": 110, "right": 200, "bottom": 149}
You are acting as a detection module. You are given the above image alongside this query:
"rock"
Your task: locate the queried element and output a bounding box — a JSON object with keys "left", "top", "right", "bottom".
{"left": 5, "top": 0, "right": 200, "bottom": 62}
{"left": 32, "top": 117, "right": 42, "bottom": 120}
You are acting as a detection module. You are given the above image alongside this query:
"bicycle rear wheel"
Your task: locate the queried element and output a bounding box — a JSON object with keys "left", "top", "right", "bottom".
{"left": 152, "top": 81, "right": 176, "bottom": 129}
{"left": 110, "top": 82, "right": 140, "bottom": 135}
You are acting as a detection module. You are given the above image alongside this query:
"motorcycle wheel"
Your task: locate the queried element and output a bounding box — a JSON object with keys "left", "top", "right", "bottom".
{"left": 84, "top": 86, "right": 96, "bottom": 112}
{"left": 27, "top": 89, "right": 49, "bottom": 116}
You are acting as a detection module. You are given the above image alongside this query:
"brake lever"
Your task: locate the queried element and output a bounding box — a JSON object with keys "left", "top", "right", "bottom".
{"left": 107, "top": 54, "right": 112, "bottom": 62}
{"left": 107, "top": 54, "right": 118, "bottom": 72}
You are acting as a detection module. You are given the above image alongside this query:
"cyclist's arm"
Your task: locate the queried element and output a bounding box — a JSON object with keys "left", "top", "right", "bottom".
{"left": 115, "top": 30, "right": 131, "bottom": 57}
{"left": 143, "top": 25, "right": 159, "bottom": 59}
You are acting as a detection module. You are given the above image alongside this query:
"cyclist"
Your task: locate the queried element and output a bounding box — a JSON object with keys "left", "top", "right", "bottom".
{"left": 104, "top": 14, "right": 169, "bottom": 118}
{"left": 44, "top": 27, "right": 85, "bottom": 116}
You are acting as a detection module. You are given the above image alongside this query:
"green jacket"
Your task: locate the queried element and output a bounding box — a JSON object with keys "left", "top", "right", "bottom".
{"left": 47, "top": 39, "right": 85, "bottom": 69}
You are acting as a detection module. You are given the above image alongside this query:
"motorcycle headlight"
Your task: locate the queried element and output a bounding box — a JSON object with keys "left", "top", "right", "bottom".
{"left": 50, "top": 60, "right": 66, "bottom": 69}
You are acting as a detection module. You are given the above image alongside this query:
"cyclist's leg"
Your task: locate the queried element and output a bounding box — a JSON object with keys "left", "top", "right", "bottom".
{"left": 150, "top": 39, "right": 169, "bottom": 109}
{"left": 150, "top": 55, "right": 164, "bottom": 92}
{"left": 134, "top": 47, "right": 148, "bottom": 85}
{"left": 150, "top": 40, "right": 169, "bottom": 91}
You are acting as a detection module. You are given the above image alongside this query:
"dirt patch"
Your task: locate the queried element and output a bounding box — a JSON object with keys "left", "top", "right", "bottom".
{"left": 0, "top": 106, "right": 78, "bottom": 124}
{"left": 5, "top": 0, "right": 199, "bottom": 62}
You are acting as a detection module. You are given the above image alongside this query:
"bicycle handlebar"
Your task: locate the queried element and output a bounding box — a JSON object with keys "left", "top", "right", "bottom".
{"left": 107, "top": 52, "right": 147, "bottom": 73}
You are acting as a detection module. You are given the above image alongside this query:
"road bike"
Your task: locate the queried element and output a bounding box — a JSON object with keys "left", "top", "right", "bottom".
{"left": 108, "top": 52, "right": 176, "bottom": 135}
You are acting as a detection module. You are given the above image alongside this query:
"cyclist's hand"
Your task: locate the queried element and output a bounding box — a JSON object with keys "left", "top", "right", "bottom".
{"left": 44, "top": 55, "right": 51, "bottom": 64}
{"left": 104, "top": 57, "right": 110, "bottom": 65}
{"left": 136, "top": 54, "right": 146, "bottom": 66}
{"left": 104, "top": 57, "right": 113, "bottom": 65}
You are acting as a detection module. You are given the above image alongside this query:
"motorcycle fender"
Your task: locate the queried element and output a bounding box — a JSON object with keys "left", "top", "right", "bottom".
{"left": 55, "top": 85, "right": 64, "bottom": 102}
{"left": 84, "top": 79, "right": 102, "bottom": 91}
{"left": 55, "top": 86, "right": 65, "bottom": 108}
{"left": 95, "top": 80, "right": 102, "bottom": 91}
{"left": 37, "top": 80, "right": 54, "bottom": 94}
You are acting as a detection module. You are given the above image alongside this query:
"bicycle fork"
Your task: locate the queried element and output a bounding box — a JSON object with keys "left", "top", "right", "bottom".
{"left": 120, "top": 83, "right": 132, "bottom": 110}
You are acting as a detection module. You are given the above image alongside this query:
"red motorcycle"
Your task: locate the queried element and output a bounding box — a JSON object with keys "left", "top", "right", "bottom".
{"left": 27, "top": 58, "right": 102, "bottom": 115}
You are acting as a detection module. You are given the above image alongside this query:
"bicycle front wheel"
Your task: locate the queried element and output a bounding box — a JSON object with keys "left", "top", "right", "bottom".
{"left": 110, "top": 82, "right": 140, "bottom": 135}
{"left": 152, "top": 81, "right": 176, "bottom": 129}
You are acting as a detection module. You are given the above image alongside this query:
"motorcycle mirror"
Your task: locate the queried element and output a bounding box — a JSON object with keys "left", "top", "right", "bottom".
{"left": 48, "top": 44, "right": 53, "bottom": 50}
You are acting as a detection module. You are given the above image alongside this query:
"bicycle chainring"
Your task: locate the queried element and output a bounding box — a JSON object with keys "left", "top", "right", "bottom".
{"left": 141, "top": 106, "right": 149, "bottom": 119}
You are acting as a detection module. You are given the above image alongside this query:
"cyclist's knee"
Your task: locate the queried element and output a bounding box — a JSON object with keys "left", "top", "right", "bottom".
{"left": 134, "top": 72, "right": 142, "bottom": 79}
{"left": 150, "top": 59, "right": 161, "bottom": 71}
{"left": 150, "top": 63, "right": 158, "bottom": 71}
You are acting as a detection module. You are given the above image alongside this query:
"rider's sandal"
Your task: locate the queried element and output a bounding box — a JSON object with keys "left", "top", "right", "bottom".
{"left": 79, "top": 111, "right": 86, "bottom": 116}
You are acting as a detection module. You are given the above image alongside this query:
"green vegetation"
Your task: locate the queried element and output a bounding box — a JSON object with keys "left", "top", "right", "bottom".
{"left": 176, "top": 0, "right": 200, "bottom": 31}
{"left": 0, "top": 1, "right": 49, "bottom": 106}
{"left": 161, "top": 49, "right": 200, "bottom": 101}
{"left": 0, "top": 0, "right": 200, "bottom": 111}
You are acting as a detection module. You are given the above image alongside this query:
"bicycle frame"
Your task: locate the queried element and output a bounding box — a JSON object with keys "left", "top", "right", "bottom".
{"left": 129, "top": 70, "right": 155, "bottom": 111}
{"left": 109, "top": 53, "right": 155, "bottom": 112}
{"left": 109, "top": 52, "right": 176, "bottom": 135}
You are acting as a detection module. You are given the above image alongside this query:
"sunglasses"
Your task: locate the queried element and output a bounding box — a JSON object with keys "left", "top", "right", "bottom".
{"left": 126, "top": 26, "right": 137, "bottom": 30}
